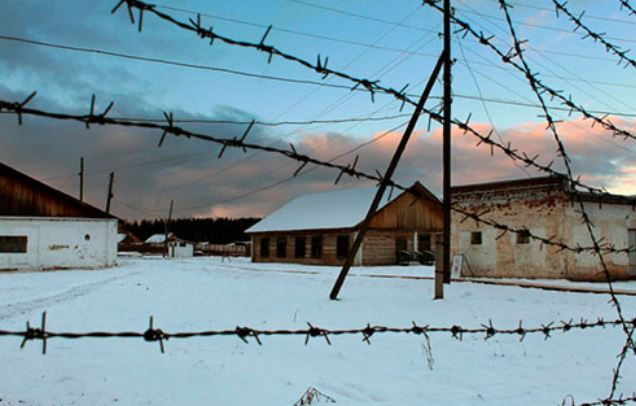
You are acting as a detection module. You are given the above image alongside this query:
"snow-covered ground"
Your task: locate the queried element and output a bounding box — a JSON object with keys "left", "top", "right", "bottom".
{"left": 0, "top": 256, "right": 634, "bottom": 405}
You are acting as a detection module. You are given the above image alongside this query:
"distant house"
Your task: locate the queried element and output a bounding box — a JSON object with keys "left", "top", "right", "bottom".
{"left": 451, "top": 176, "right": 636, "bottom": 280}
{"left": 144, "top": 232, "right": 194, "bottom": 258}
{"left": 246, "top": 182, "right": 443, "bottom": 266}
{"left": 0, "top": 161, "right": 117, "bottom": 271}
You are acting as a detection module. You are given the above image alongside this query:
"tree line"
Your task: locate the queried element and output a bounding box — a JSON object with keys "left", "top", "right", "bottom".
{"left": 124, "top": 217, "right": 260, "bottom": 244}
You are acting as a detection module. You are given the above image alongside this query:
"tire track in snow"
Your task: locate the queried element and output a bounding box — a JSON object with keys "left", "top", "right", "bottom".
{"left": 0, "top": 271, "right": 140, "bottom": 321}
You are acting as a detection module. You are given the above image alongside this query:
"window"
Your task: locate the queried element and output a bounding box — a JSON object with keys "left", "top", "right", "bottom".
{"left": 396, "top": 238, "right": 408, "bottom": 254}
{"left": 276, "top": 237, "right": 287, "bottom": 258}
{"left": 294, "top": 236, "right": 306, "bottom": 258}
{"left": 418, "top": 234, "right": 431, "bottom": 252}
{"left": 311, "top": 235, "right": 323, "bottom": 259}
{"left": 517, "top": 230, "right": 531, "bottom": 244}
{"left": 179, "top": 242, "right": 186, "bottom": 247}
{"left": 0, "top": 236, "right": 27, "bottom": 253}
{"left": 260, "top": 237, "right": 270, "bottom": 258}
{"left": 471, "top": 231, "right": 482, "bottom": 245}
{"left": 336, "top": 235, "right": 350, "bottom": 259}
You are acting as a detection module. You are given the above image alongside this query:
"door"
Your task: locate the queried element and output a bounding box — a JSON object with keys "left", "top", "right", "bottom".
{"left": 629, "top": 229, "right": 636, "bottom": 277}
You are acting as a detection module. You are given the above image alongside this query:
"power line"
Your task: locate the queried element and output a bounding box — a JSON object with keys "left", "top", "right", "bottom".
{"left": 4, "top": 33, "right": 636, "bottom": 116}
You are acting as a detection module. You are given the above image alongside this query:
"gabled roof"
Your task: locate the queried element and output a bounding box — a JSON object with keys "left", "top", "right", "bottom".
{"left": 246, "top": 182, "right": 439, "bottom": 234}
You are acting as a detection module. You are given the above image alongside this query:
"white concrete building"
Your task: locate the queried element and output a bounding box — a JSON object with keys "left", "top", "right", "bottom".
{"left": 168, "top": 240, "right": 195, "bottom": 258}
{"left": 0, "top": 161, "right": 118, "bottom": 271}
{"left": 0, "top": 217, "right": 117, "bottom": 271}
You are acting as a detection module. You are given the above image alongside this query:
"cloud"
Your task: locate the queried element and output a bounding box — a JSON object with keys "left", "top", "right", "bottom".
{"left": 1, "top": 85, "right": 634, "bottom": 220}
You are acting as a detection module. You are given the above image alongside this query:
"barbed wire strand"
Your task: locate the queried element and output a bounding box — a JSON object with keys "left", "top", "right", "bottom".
{"left": 551, "top": 1, "right": 636, "bottom": 70}
{"left": 618, "top": 0, "right": 636, "bottom": 16}
{"left": 1, "top": 95, "right": 634, "bottom": 255}
{"left": 422, "top": 0, "right": 636, "bottom": 144}
{"left": 4, "top": 311, "right": 633, "bottom": 355}
{"left": 497, "top": 2, "right": 636, "bottom": 401}
{"left": 110, "top": 0, "right": 636, "bottom": 208}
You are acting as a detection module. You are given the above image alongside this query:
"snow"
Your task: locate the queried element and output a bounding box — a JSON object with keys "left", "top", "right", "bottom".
{"left": 246, "top": 186, "right": 393, "bottom": 233}
{"left": 0, "top": 256, "right": 635, "bottom": 405}
{"left": 145, "top": 233, "right": 171, "bottom": 244}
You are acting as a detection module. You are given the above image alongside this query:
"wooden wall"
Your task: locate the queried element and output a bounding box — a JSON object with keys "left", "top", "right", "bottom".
{"left": 369, "top": 191, "right": 443, "bottom": 231}
{"left": 249, "top": 189, "right": 443, "bottom": 267}
{"left": 0, "top": 163, "right": 111, "bottom": 218}
{"left": 251, "top": 230, "right": 356, "bottom": 266}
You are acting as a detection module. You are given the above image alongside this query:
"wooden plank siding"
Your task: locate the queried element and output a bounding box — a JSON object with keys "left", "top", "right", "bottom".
{"left": 249, "top": 186, "right": 443, "bottom": 266}
{"left": 0, "top": 162, "right": 112, "bottom": 218}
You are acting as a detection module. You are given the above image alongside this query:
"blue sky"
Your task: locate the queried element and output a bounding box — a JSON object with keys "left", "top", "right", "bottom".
{"left": 1, "top": 0, "right": 635, "bottom": 219}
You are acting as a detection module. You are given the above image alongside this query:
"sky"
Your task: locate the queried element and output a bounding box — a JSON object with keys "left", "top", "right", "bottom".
{"left": 1, "top": 0, "right": 635, "bottom": 220}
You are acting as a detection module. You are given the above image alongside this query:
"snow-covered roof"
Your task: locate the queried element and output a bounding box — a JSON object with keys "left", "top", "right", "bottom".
{"left": 246, "top": 185, "right": 404, "bottom": 233}
{"left": 145, "top": 233, "right": 173, "bottom": 244}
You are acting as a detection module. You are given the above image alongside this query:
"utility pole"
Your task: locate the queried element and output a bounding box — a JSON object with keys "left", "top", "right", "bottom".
{"left": 79, "top": 157, "right": 84, "bottom": 202}
{"left": 441, "top": 0, "right": 453, "bottom": 288}
{"left": 163, "top": 200, "right": 174, "bottom": 258}
{"left": 330, "top": 52, "right": 446, "bottom": 300}
{"left": 105, "top": 172, "right": 114, "bottom": 214}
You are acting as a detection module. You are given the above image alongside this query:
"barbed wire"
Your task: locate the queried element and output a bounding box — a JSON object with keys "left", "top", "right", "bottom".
{"left": 571, "top": 394, "right": 636, "bottom": 406}
{"left": 618, "top": 0, "right": 636, "bottom": 17}
{"left": 610, "top": 326, "right": 636, "bottom": 400}
{"left": 4, "top": 311, "right": 632, "bottom": 354}
{"left": 109, "top": 0, "right": 636, "bottom": 207}
{"left": 497, "top": 1, "right": 636, "bottom": 400}
{"left": 422, "top": 0, "right": 636, "bottom": 144}
{"left": 551, "top": 1, "right": 636, "bottom": 70}
{"left": 2, "top": 94, "right": 634, "bottom": 256}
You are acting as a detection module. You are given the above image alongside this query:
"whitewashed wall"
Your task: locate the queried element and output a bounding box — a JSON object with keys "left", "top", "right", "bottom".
{"left": 169, "top": 242, "right": 194, "bottom": 258}
{"left": 0, "top": 217, "right": 117, "bottom": 271}
{"left": 565, "top": 202, "right": 636, "bottom": 279}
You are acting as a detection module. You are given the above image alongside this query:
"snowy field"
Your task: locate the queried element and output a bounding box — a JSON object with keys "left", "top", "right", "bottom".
{"left": 0, "top": 257, "right": 635, "bottom": 405}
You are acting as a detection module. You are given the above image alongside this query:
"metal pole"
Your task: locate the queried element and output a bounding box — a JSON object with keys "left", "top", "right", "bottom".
{"left": 79, "top": 157, "right": 84, "bottom": 202}
{"left": 105, "top": 172, "right": 114, "bottom": 214}
{"left": 330, "top": 52, "right": 446, "bottom": 300}
{"left": 442, "top": 0, "right": 452, "bottom": 285}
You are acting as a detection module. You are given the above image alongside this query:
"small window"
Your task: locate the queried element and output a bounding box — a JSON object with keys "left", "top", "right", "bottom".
{"left": 311, "top": 235, "right": 323, "bottom": 259}
{"left": 294, "top": 236, "right": 306, "bottom": 258}
{"left": 179, "top": 242, "right": 186, "bottom": 247}
{"left": 336, "top": 235, "right": 350, "bottom": 259}
{"left": 396, "top": 238, "right": 408, "bottom": 253}
{"left": 517, "top": 230, "right": 531, "bottom": 244}
{"left": 471, "top": 232, "right": 482, "bottom": 245}
{"left": 0, "top": 236, "right": 27, "bottom": 253}
{"left": 418, "top": 234, "right": 431, "bottom": 252}
{"left": 260, "top": 237, "right": 270, "bottom": 258}
{"left": 276, "top": 237, "right": 287, "bottom": 258}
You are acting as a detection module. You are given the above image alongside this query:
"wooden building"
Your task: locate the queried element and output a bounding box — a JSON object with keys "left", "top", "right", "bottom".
{"left": 246, "top": 182, "right": 443, "bottom": 266}
{"left": 0, "top": 161, "right": 118, "bottom": 271}
{"left": 451, "top": 176, "right": 636, "bottom": 280}
{"left": 0, "top": 161, "right": 112, "bottom": 218}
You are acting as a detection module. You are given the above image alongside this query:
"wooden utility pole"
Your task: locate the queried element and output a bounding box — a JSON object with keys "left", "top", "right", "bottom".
{"left": 105, "top": 172, "right": 114, "bottom": 214}
{"left": 163, "top": 200, "right": 174, "bottom": 258}
{"left": 79, "top": 157, "right": 84, "bottom": 202}
{"left": 440, "top": 0, "right": 453, "bottom": 293}
{"left": 329, "top": 52, "right": 446, "bottom": 300}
